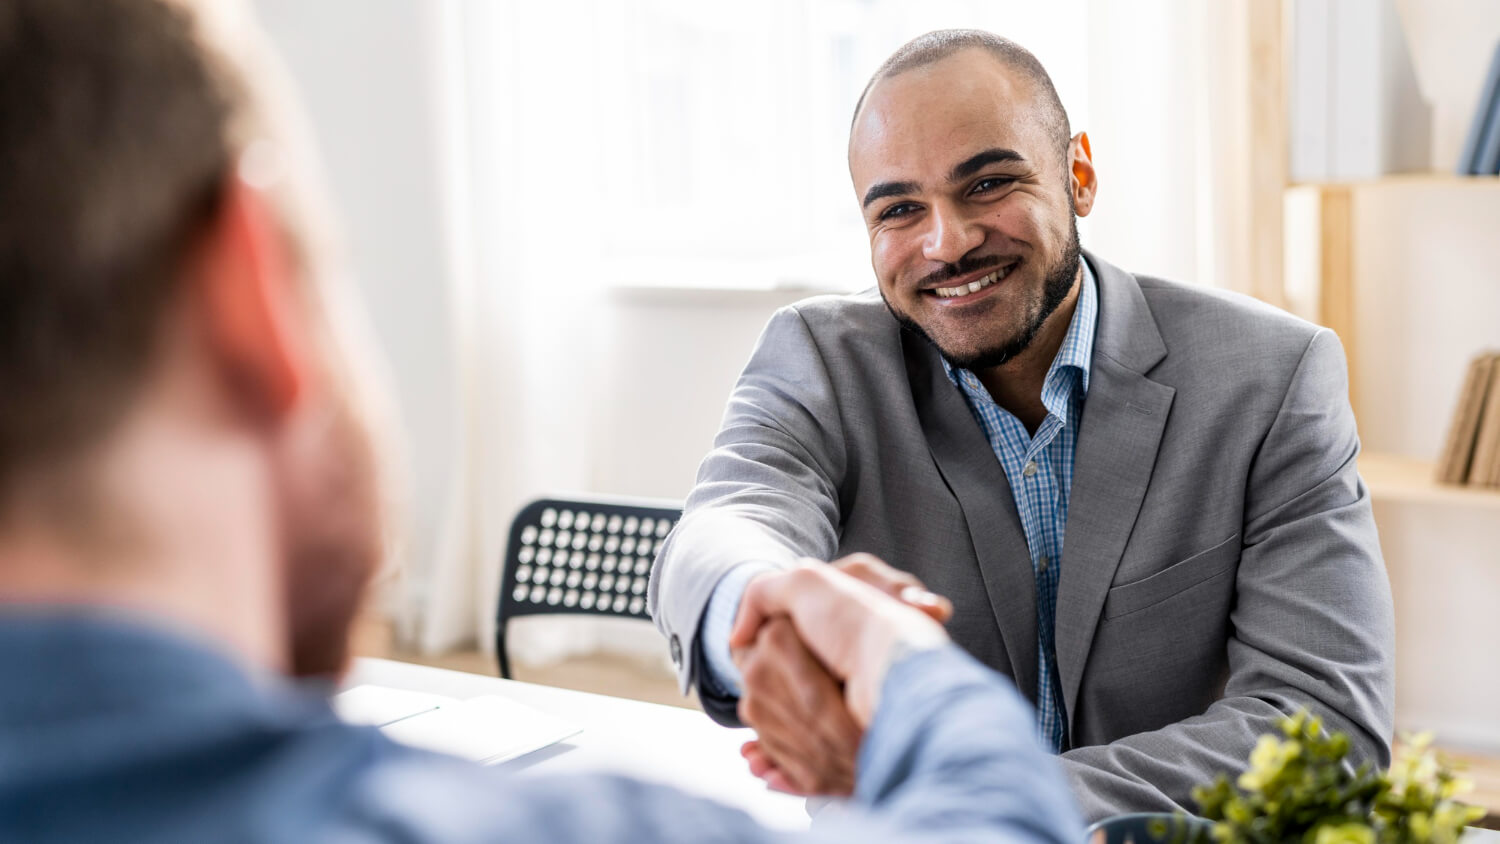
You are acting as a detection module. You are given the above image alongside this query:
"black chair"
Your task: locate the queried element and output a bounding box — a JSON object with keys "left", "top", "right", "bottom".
{"left": 495, "top": 496, "right": 681, "bottom": 679}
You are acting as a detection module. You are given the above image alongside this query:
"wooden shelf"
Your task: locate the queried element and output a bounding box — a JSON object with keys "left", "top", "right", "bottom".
{"left": 1289, "top": 173, "right": 1500, "bottom": 192}
{"left": 1360, "top": 453, "right": 1500, "bottom": 508}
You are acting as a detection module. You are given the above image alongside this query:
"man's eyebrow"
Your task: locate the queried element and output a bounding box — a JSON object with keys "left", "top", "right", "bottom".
{"left": 862, "top": 180, "right": 920, "bottom": 210}
{"left": 949, "top": 148, "right": 1026, "bottom": 182}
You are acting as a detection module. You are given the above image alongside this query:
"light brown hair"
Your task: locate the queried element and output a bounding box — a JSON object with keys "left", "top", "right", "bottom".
{"left": 0, "top": 0, "right": 235, "bottom": 492}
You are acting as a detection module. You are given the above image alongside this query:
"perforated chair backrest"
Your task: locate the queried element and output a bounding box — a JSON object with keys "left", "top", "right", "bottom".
{"left": 494, "top": 496, "right": 681, "bottom": 678}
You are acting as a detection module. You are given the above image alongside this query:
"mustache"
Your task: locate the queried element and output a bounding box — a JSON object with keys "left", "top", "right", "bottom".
{"left": 914, "top": 253, "right": 1009, "bottom": 289}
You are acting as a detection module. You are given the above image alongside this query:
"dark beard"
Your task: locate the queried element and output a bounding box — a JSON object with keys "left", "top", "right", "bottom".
{"left": 886, "top": 216, "right": 1082, "bottom": 371}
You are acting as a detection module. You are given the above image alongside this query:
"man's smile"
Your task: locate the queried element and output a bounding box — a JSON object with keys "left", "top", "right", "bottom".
{"left": 924, "top": 260, "right": 1019, "bottom": 302}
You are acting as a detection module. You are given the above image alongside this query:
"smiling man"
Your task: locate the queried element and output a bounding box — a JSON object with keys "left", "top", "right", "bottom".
{"left": 650, "top": 29, "right": 1396, "bottom": 819}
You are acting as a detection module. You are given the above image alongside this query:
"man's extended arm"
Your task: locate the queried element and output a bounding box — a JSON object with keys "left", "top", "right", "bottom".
{"left": 649, "top": 305, "right": 845, "bottom": 720}
{"left": 1056, "top": 328, "right": 1395, "bottom": 819}
{"left": 363, "top": 568, "right": 1086, "bottom": 844}
{"left": 454, "top": 647, "right": 1080, "bottom": 844}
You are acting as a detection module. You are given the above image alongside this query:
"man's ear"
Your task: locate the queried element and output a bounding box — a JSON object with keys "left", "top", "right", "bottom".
{"left": 193, "top": 177, "right": 309, "bottom": 421}
{"left": 1069, "top": 131, "right": 1097, "bottom": 218}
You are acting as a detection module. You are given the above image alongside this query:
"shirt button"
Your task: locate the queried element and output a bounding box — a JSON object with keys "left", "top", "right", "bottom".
{"left": 1023, "top": 460, "right": 1039, "bottom": 478}
{"left": 1039, "top": 556, "right": 1050, "bottom": 572}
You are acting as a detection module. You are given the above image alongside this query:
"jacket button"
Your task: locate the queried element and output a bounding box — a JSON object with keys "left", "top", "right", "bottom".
{"left": 669, "top": 634, "right": 682, "bottom": 666}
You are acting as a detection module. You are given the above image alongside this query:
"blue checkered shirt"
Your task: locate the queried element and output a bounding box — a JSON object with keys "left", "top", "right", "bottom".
{"left": 941, "top": 260, "right": 1097, "bottom": 752}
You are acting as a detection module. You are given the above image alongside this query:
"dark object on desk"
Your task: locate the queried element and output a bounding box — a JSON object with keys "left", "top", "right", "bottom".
{"left": 495, "top": 496, "right": 681, "bottom": 679}
{"left": 1458, "top": 41, "right": 1500, "bottom": 175}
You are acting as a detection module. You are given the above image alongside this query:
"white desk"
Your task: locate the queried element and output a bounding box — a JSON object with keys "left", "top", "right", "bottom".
{"left": 348, "top": 657, "right": 810, "bottom": 830}
{"left": 350, "top": 659, "right": 1500, "bottom": 843}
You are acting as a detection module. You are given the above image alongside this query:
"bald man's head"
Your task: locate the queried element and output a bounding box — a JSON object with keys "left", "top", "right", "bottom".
{"left": 845, "top": 29, "right": 1096, "bottom": 374}
{"left": 851, "top": 30, "right": 1070, "bottom": 166}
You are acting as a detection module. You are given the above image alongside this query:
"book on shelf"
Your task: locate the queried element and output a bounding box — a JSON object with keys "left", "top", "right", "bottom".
{"left": 1459, "top": 40, "right": 1500, "bottom": 175}
{"left": 1436, "top": 351, "right": 1497, "bottom": 484}
{"left": 1289, "top": 0, "right": 1431, "bottom": 181}
{"left": 1465, "top": 355, "right": 1500, "bottom": 488}
{"left": 1290, "top": 0, "right": 1333, "bottom": 182}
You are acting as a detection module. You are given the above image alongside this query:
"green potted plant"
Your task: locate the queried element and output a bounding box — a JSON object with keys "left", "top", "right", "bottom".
{"left": 1089, "top": 711, "right": 1485, "bottom": 844}
{"left": 1195, "top": 711, "right": 1482, "bottom": 844}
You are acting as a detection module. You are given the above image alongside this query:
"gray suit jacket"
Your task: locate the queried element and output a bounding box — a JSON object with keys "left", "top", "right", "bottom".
{"left": 649, "top": 251, "right": 1395, "bottom": 821}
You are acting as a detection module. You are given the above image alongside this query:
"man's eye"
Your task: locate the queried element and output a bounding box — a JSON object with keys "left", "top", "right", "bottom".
{"left": 971, "top": 177, "right": 1016, "bottom": 194}
{"left": 880, "top": 203, "right": 918, "bottom": 221}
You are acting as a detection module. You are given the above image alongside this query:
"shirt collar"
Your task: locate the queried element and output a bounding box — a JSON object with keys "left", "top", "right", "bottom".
{"left": 1054, "top": 256, "right": 1098, "bottom": 395}
{"left": 942, "top": 257, "right": 1099, "bottom": 405}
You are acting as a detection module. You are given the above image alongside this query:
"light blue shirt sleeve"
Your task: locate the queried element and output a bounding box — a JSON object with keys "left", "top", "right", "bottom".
{"left": 3, "top": 615, "right": 1086, "bottom": 844}
{"left": 698, "top": 561, "right": 778, "bottom": 698}
{"left": 398, "top": 645, "right": 1088, "bottom": 843}
{"left": 852, "top": 645, "right": 1085, "bottom": 841}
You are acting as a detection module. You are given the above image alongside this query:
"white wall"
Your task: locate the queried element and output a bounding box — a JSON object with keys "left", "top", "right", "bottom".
{"left": 254, "top": 0, "right": 462, "bottom": 623}
{"left": 590, "top": 288, "right": 826, "bottom": 499}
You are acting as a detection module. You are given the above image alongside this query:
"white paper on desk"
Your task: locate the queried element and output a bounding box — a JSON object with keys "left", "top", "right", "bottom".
{"left": 333, "top": 685, "right": 581, "bottom": 765}
{"left": 379, "top": 695, "right": 581, "bottom": 765}
{"left": 333, "top": 685, "right": 450, "bottom": 727}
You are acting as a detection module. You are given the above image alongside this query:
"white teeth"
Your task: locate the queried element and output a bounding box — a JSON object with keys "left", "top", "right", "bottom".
{"left": 933, "top": 268, "right": 1006, "bottom": 299}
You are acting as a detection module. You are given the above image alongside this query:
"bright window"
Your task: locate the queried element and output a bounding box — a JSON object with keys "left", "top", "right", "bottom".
{"left": 458, "top": 0, "right": 1088, "bottom": 291}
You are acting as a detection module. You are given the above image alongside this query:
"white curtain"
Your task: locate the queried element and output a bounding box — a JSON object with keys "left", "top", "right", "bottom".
{"left": 415, "top": 0, "right": 608, "bottom": 658}
{"left": 408, "top": 0, "right": 1252, "bottom": 660}
{"left": 1083, "top": 0, "right": 1259, "bottom": 296}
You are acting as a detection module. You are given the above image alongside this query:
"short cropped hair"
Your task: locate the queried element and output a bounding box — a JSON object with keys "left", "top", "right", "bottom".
{"left": 852, "top": 29, "right": 1071, "bottom": 163}
{"left": 0, "top": 0, "right": 234, "bottom": 491}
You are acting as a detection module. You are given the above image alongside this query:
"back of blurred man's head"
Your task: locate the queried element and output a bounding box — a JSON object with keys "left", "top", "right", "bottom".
{"left": 0, "top": 0, "right": 388, "bottom": 677}
{"left": 0, "top": 0, "right": 231, "bottom": 482}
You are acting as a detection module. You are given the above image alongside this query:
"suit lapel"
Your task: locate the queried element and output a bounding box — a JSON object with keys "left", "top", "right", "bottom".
{"left": 905, "top": 330, "right": 1039, "bottom": 703}
{"left": 1055, "top": 253, "right": 1175, "bottom": 728}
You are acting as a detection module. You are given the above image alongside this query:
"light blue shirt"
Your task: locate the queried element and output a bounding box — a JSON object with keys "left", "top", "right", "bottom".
{"left": 0, "top": 611, "right": 1085, "bottom": 843}
{"left": 701, "top": 260, "right": 1098, "bottom": 754}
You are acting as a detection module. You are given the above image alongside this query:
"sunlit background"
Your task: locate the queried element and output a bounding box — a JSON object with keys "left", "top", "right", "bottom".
{"left": 252, "top": 0, "right": 1500, "bottom": 764}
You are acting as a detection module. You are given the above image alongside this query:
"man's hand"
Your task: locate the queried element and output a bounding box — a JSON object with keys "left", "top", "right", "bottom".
{"left": 734, "top": 618, "right": 861, "bottom": 795}
{"left": 731, "top": 554, "right": 952, "bottom": 795}
{"left": 832, "top": 553, "right": 953, "bottom": 625}
{"left": 729, "top": 557, "right": 949, "bottom": 728}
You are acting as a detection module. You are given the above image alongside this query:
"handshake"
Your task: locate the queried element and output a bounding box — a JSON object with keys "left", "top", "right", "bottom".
{"left": 729, "top": 554, "right": 955, "bottom": 796}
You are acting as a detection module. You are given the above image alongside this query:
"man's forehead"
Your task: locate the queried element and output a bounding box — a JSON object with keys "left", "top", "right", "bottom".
{"left": 849, "top": 53, "right": 1046, "bottom": 183}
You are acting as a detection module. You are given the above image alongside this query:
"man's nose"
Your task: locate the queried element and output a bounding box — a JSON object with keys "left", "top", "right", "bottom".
{"left": 921, "top": 203, "right": 984, "bottom": 266}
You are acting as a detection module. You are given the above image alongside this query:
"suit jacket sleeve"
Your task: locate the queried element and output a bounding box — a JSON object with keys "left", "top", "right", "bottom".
{"left": 648, "top": 305, "right": 846, "bottom": 718}
{"left": 1057, "top": 328, "right": 1396, "bottom": 820}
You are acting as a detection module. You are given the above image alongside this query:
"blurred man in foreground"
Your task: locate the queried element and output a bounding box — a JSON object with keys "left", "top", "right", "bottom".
{"left": 0, "top": 1, "right": 1083, "bottom": 841}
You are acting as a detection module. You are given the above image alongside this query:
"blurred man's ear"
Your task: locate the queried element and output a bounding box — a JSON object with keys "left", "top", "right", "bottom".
{"left": 194, "top": 178, "right": 310, "bottom": 421}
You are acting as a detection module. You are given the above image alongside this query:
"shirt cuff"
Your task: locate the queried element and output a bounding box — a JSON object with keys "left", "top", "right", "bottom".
{"left": 697, "top": 562, "right": 778, "bottom": 699}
